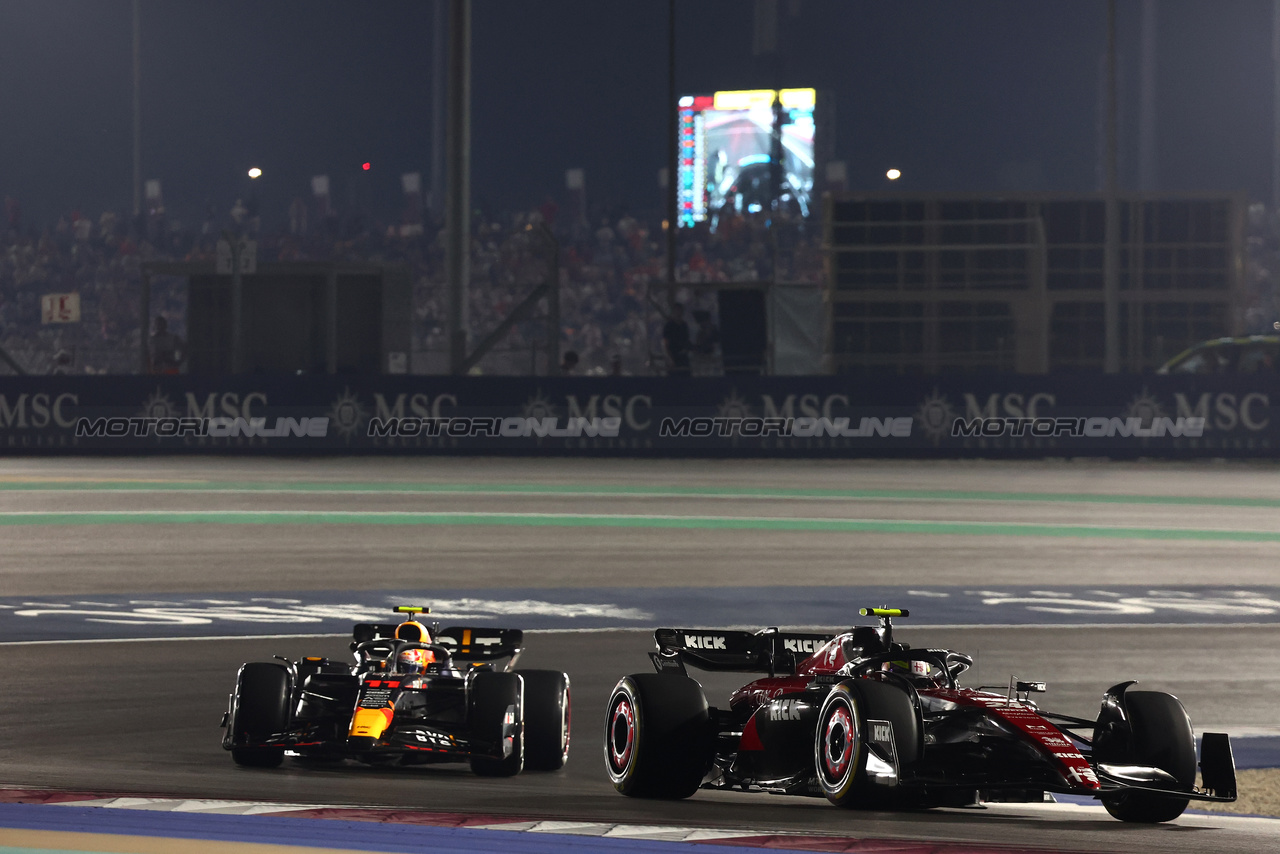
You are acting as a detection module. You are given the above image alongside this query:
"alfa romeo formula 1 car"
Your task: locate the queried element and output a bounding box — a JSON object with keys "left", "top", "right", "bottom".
{"left": 222, "top": 606, "right": 570, "bottom": 776}
{"left": 604, "top": 608, "right": 1237, "bottom": 822}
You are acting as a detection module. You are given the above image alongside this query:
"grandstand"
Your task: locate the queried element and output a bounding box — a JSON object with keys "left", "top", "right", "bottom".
{"left": 1, "top": 191, "right": 1265, "bottom": 378}
{"left": 1, "top": 199, "right": 823, "bottom": 377}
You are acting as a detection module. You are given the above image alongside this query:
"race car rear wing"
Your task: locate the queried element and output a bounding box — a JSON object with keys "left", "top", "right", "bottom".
{"left": 435, "top": 626, "right": 524, "bottom": 667}
{"left": 651, "top": 627, "right": 835, "bottom": 677}
{"left": 351, "top": 623, "right": 524, "bottom": 669}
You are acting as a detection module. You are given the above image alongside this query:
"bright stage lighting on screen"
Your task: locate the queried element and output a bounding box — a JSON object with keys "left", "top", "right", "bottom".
{"left": 677, "top": 88, "right": 816, "bottom": 229}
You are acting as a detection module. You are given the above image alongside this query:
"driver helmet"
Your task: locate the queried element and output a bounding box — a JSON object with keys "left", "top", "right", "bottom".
{"left": 393, "top": 620, "right": 435, "bottom": 674}
{"left": 397, "top": 646, "right": 434, "bottom": 674}
{"left": 883, "top": 658, "right": 935, "bottom": 681}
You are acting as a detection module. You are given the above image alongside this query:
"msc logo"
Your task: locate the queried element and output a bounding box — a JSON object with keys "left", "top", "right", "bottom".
{"left": 684, "top": 635, "right": 726, "bottom": 650}
{"left": 769, "top": 699, "right": 803, "bottom": 721}
{"left": 871, "top": 722, "right": 893, "bottom": 743}
{"left": 783, "top": 638, "right": 822, "bottom": 654}
{"left": 0, "top": 393, "right": 79, "bottom": 429}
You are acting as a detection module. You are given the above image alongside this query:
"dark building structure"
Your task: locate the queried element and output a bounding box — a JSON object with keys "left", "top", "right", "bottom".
{"left": 824, "top": 194, "right": 1245, "bottom": 373}
{"left": 140, "top": 262, "right": 411, "bottom": 375}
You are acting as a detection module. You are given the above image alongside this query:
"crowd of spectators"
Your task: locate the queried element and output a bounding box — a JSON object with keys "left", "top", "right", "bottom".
{"left": 1, "top": 197, "right": 151, "bottom": 374}
{"left": 1, "top": 191, "right": 824, "bottom": 376}
{"left": 410, "top": 204, "right": 822, "bottom": 375}
{"left": 12, "top": 189, "right": 1276, "bottom": 377}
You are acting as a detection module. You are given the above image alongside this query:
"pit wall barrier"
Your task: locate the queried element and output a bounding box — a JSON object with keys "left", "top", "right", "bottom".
{"left": 0, "top": 374, "right": 1275, "bottom": 457}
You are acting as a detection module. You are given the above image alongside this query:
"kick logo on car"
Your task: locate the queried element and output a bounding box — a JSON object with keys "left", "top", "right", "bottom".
{"left": 683, "top": 635, "right": 726, "bottom": 649}
{"left": 769, "top": 699, "right": 803, "bottom": 721}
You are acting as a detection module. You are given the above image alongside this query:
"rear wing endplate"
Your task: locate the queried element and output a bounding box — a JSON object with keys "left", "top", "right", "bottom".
{"left": 651, "top": 627, "right": 835, "bottom": 677}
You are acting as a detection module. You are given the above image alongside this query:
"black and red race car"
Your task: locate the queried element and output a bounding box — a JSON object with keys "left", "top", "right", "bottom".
{"left": 604, "top": 608, "right": 1236, "bottom": 822}
{"left": 222, "top": 606, "right": 569, "bottom": 776}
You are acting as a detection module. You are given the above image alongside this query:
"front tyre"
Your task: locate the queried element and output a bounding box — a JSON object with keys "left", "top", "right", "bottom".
{"left": 604, "top": 674, "right": 710, "bottom": 799}
{"left": 469, "top": 672, "right": 524, "bottom": 777}
{"left": 815, "top": 682, "right": 863, "bottom": 806}
{"left": 518, "top": 670, "right": 570, "bottom": 771}
{"left": 228, "top": 662, "right": 291, "bottom": 768}
{"left": 1096, "top": 691, "right": 1196, "bottom": 823}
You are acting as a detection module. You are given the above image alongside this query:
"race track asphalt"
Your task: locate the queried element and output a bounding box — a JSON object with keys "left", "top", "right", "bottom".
{"left": 1, "top": 457, "right": 1279, "bottom": 854}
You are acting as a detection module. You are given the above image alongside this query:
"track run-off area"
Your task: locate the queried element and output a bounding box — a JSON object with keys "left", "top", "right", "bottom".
{"left": 1, "top": 457, "right": 1279, "bottom": 854}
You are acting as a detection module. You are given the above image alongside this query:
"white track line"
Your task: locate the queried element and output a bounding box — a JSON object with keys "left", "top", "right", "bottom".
{"left": 0, "top": 487, "right": 1197, "bottom": 503}
{"left": 5, "top": 488, "right": 979, "bottom": 500}
{"left": 0, "top": 632, "right": 350, "bottom": 646}
{"left": 4, "top": 622, "right": 1280, "bottom": 647}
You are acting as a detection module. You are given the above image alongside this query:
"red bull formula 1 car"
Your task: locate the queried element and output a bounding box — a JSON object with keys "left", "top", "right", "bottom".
{"left": 604, "top": 608, "right": 1237, "bottom": 822}
{"left": 222, "top": 606, "right": 570, "bottom": 776}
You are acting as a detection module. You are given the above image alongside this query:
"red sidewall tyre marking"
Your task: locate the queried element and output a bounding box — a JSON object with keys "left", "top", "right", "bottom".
{"left": 824, "top": 705, "right": 854, "bottom": 779}
{"left": 816, "top": 687, "right": 862, "bottom": 801}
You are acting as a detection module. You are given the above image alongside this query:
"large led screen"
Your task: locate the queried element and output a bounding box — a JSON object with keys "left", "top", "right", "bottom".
{"left": 677, "top": 88, "right": 816, "bottom": 228}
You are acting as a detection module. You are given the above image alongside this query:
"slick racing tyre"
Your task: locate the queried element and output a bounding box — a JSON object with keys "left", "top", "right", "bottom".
{"left": 469, "top": 671, "right": 525, "bottom": 777}
{"left": 229, "top": 662, "right": 291, "bottom": 768}
{"left": 517, "top": 670, "right": 571, "bottom": 771}
{"left": 814, "top": 679, "right": 919, "bottom": 808}
{"left": 604, "top": 673, "right": 711, "bottom": 799}
{"left": 1095, "top": 691, "right": 1196, "bottom": 823}
{"left": 815, "top": 682, "right": 863, "bottom": 806}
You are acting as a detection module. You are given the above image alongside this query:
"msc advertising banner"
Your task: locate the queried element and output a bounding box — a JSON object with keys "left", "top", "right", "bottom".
{"left": 0, "top": 374, "right": 1275, "bottom": 457}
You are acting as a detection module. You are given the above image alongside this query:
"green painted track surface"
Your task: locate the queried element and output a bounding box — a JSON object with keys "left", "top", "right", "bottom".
{"left": 4, "top": 478, "right": 1280, "bottom": 508}
{"left": 3, "top": 476, "right": 1280, "bottom": 542}
{"left": 0, "top": 509, "right": 1276, "bottom": 542}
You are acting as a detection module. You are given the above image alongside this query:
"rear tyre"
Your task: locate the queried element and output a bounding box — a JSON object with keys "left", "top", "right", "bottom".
{"left": 469, "top": 672, "right": 524, "bottom": 777}
{"left": 1095, "top": 691, "right": 1196, "bottom": 823}
{"left": 518, "top": 670, "right": 570, "bottom": 771}
{"left": 604, "top": 673, "right": 711, "bottom": 799}
{"left": 229, "top": 663, "right": 291, "bottom": 768}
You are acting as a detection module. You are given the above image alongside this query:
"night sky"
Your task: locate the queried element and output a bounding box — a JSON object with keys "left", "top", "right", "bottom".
{"left": 0, "top": 0, "right": 1274, "bottom": 227}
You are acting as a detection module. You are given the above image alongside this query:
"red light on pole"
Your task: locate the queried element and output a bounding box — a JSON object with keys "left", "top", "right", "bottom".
{"left": 362, "top": 162, "right": 371, "bottom": 171}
